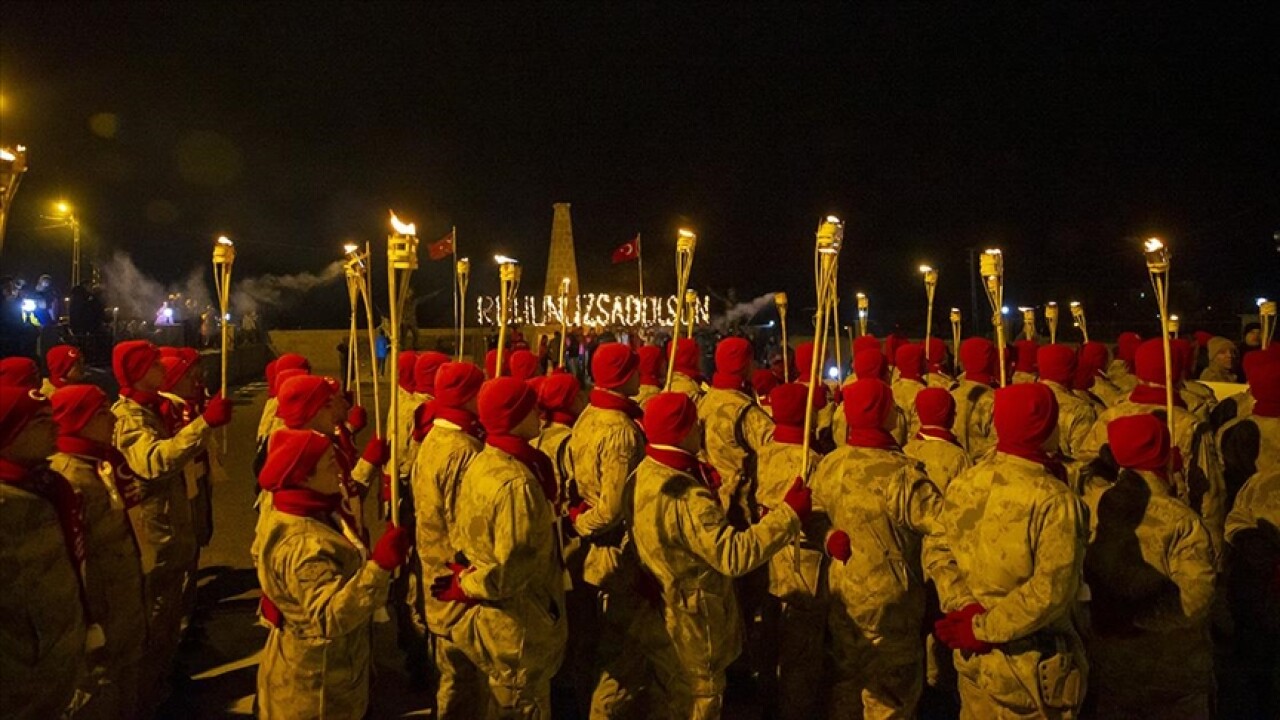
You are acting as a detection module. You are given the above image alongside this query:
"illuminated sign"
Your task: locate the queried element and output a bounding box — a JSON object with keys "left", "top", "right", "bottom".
{"left": 476, "top": 294, "right": 710, "bottom": 327}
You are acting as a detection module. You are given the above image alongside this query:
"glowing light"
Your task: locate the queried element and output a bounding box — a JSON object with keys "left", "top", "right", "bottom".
{"left": 20, "top": 299, "right": 36, "bottom": 312}
{"left": 161, "top": 307, "right": 174, "bottom": 319}
{"left": 827, "top": 366, "right": 840, "bottom": 380}
{"left": 343, "top": 243, "right": 359, "bottom": 254}
{"left": 476, "top": 292, "right": 710, "bottom": 327}
{"left": 224, "top": 313, "right": 231, "bottom": 321}
{"left": 825, "top": 215, "right": 842, "bottom": 224}
{"left": 216, "top": 235, "right": 233, "bottom": 246}
{"left": 55, "top": 201, "right": 70, "bottom": 215}
{"left": 494, "top": 254, "right": 519, "bottom": 265}
{"left": 0, "top": 149, "right": 14, "bottom": 162}
{"left": 1001, "top": 306, "right": 1010, "bottom": 315}
{"left": 919, "top": 265, "right": 933, "bottom": 273}
{"left": 389, "top": 211, "right": 416, "bottom": 236}
{"left": 1258, "top": 297, "right": 1269, "bottom": 307}
{"left": 1144, "top": 237, "right": 1165, "bottom": 253}
{"left": 678, "top": 228, "right": 696, "bottom": 238}
{"left": 1069, "top": 301, "right": 1081, "bottom": 308}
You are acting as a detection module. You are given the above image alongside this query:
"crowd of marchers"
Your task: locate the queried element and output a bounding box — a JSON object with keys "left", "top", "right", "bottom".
{"left": 0, "top": 323, "right": 1276, "bottom": 719}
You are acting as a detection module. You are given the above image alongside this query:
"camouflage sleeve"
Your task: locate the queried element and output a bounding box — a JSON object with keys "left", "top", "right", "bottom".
{"left": 680, "top": 486, "right": 799, "bottom": 577}
{"left": 1064, "top": 403, "right": 1098, "bottom": 459}
{"left": 459, "top": 479, "right": 550, "bottom": 601}
{"left": 114, "top": 413, "right": 209, "bottom": 481}
{"left": 351, "top": 458, "right": 376, "bottom": 490}
{"left": 1140, "top": 515, "right": 1216, "bottom": 630}
{"left": 1189, "top": 424, "right": 1227, "bottom": 563}
{"left": 1077, "top": 414, "right": 1109, "bottom": 462}
{"left": 740, "top": 404, "right": 775, "bottom": 453}
{"left": 967, "top": 394, "right": 995, "bottom": 461}
{"left": 973, "top": 492, "right": 1086, "bottom": 643}
{"left": 900, "top": 469, "right": 974, "bottom": 611}
{"left": 284, "top": 535, "right": 391, "bottom": 637}
{"left": 573, "top": 426, "right": 641, "bottom": 538}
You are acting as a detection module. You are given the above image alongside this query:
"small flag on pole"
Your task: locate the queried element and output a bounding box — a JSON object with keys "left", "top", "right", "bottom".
{"left": 611, "top": 234, "right": 640, "bottom": 264}
{"left": 427, "top": 229, "right": 455, "bottom": 260}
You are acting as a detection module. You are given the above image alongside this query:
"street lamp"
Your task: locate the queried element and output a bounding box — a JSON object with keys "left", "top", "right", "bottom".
{"left": 0, "top": 145, "right": 27, "bottom": 257}
{"left": 43, "top": 200, "right": 82, "bottom": 288}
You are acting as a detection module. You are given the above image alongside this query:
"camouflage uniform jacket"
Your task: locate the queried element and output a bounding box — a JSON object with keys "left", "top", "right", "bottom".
{"left": 1043, "top": 380, "right": 1097, "bottom": 459}
{"left": 891, "top": 377, "right": 926, "bottom": 438}
{"left": 566, "top": 401, "right": 645, "bottom": 589}
{"left": 410, "top": 422, "right": 482, "bottom": 637}
{"left": 1081, "top": 376, "right": 1127, "bottom": 409}
{"left": 111, "top": 396, "right": 208, "bottom": 575}
{"left": 941, "top": 453, "right": 1089, "bottom": 713}
{"left": 630, "top": 454, "right": 800, "bottom": 678}
{"left": 949, "top": 379, "right": 996, "bottom": 462}
{"left": 1081, "top": 401, "right": 1227, "bottom": 561}
{"left": 1107, "top": 361, "right": 1139, "bottom": 394}
{"left": 257, "top": 396, "right": 280, "bottom": 443}
{"left": 49, "top": 452, "right": 147, "bottom": 710}
{"left": 256, "top": 505, "right": 390, "bottom": 720}
{"left": 1080, "top": 470, "right": 1216, "bottom": 696}
{"left": 669, "top": 372, "right": 705, "bottom": 403}
{"left": 1181, "top": 380, "right": 1217, "bottom": 423}
{"left": 1217, "top": 414, "right": 1280, "bottom": 504}
{"left": 903, "top": 434, "right": 972, "bottom": 495}
{"left": 390, "top": 387, "right": 426, "bottom": 480}
{"left": 532, "top": 421, "right": 573, "bottom": 505}
{"left": 697, "top": 386, "right": 774, "bottom": 530}
{"left": 1224, "top": 467, "right": 1280, "bottom": 543}
{"left": 810, "top": 445, "right": 970, "bottom": 656}
{"left": 755, "top": 441, "right": 830, "bottom": 602}
{"left": 450, "top": 446, "right": 567, "bottom": 690}
{"left": 0, "top": 482, "right": 87, "bottom": 720}
{"left": 634, "top": 384, "right": 661, "bottom": 409}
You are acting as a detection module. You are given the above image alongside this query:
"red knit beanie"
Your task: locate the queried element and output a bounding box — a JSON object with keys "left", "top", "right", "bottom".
{"left": 51, "top": 384, "right": 109, "bottom": 437}
{"left": 642, "top": 392, "right": 699, "bottom": 446}
{"left": 478, "top": 377, "right": 538, "bottom": 435}
{"left": 592, "top": 343, "right": 639, "bottom": 390}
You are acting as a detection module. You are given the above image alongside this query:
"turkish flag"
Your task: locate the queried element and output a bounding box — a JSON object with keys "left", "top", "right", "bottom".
{"left": 611, "top": 234, "right": 640, "bottom": 264}
{"left": 428, "top": 230, "right": 455, "bottom": 260}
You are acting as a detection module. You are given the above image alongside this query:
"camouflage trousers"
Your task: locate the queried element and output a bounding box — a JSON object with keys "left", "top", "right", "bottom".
{"left": 431, "top": 633, "right": 487, "bottom": 720}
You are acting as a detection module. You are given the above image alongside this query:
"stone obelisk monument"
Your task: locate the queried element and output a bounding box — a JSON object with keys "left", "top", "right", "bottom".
{"left": 544, "top": 203, "right": 580, "bottom": 298}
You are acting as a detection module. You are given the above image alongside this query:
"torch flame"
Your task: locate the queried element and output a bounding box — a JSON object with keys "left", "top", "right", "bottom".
{"left": 1070, "top": 301, "right": 1081, "bottom": 308}
{"left": 217, "top": 236, "right": 234, "bottom": 246}
{"left": 919, "top": 264, "right": 933, "bottom": 273}
{"left": 494, "top": 254, "right": 518, "bottom": 265}
{"left": 1144, "top": 237, "right": 1164, "bottom": 253}
{"left": 678, "top": 228, "right": 696, "bottom": 238}
{"left": 0, "top": 148, "right": 14, "bottom": 162}
{"left": 1257, "top": 297, "right": 1268, "bottom": 307}
{"left": 343, "top": 243, "right": 359, "bottom": 254}
{"left": 389, "top": 211, "right": 416, "bottom": 236}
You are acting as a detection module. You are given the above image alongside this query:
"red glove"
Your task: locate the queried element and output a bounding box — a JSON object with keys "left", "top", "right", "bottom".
{"left": 782, "top": 477, "right": 812, "bottom": 522}
{"left": 202, "top": 394, "right": 233, "bottom": 428}
{"left": 430, "top": 562, "right": 476, "bottom": 606}
{"left": 380, "top": 473, "right": 392, "bottom": 503}
{"left": 934, "top": 603, "right": 992, "bottom": 654}
{"left": 568, "top": 501, "right": 592, "bottom": 525}
{"left": 826, "top": 530, "right": 852, "bottom": 563}
{"left": 347, "top": 405, "right": 368, "bottom": 433}
{"left": 361, "top": 437, "right": 390, "bottom": 467}
{"left": 371, "top": 525, "right": 413, "bottom": 570}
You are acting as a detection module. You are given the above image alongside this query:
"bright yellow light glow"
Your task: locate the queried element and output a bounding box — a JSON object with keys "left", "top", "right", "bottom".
{"left": 389, "top": 211, "right": 416, "bottom": 236}
{"left": 1070, "top": 301, "right": 1081, "bottom": 308}
{"left": 217, "top": 236, "right": 233, "bottom": 246}
{"left": 919, "top": 264, "right": 933, "bottom": 273}
{"left": 678, "top": 228, "right": 696, "bottom": 238}
{"left": 55, "top": 201, "right": 70, "bottom": 214}
{"left": 984, "top": 248, "right": 1001, "bottom": 256}
{"left": 1144, "top": 237, "right": 1164, "bottom": 253}
{"left": 856, "top": 292, "right": 866, "bottom": 299}
{"left": 343, "top": 243, "right": 359, "bottom": 254}
{"left": 0, "top": 149, "right": 14, "bottom": 162}
{"left": 1170, "top": 314, "right": 1180, "bottom": 321}
{"left": 494, "top": 254, "right": 518, "bottom": 264}
{"left": 825, "top": 215, "right": 842, "bottom": 224}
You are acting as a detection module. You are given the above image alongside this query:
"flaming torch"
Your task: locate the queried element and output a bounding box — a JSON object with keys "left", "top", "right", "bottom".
{"left": 455, "top": 258, "right": 471, "bottom": 361}
{"left": 802, "top": 216, "right": 844, "bottom": 477}
{"left": 775, "top": 292, "right": 790, "bottom": 382}
{"left": 1259, "top": 298, "right": 1276, "bottom": 350}
{"left": 558, "top": 276, "right": 571, "bottom": 369}
{"left": 950, "top": 308, "right": 962, "bottom": 375}
{"left": 980, "top": 248, "right": 1007, "bottom": 386}
{"left": 856, "top": 292, "right": 869, "bottom": 337}
{"left": 665, "top": 229, "right": 698, "bottom": 389}
{"left": 921, "top": 265, "right": 938, "bottom": 364}
{"left": 1020, "top": 307, "right": 1036, "bottom": 341}
{"left": 211, "top": 235, "right": 235, "bottom": 448}
{"left": 344, "top": 243, "right": 381, "bottom": 428}
{"left": 494, "top": 255, "right": 522, "bottom": 376}
{"left": 1168, "top": 314, "right": 1181, "bottom": 339}
{"left": 385, "top": 211, "right": 420, "bottom": 527}
{"left": 1045, "top": 302, "right": 1059, "bottom": 344}
{"left": 684, "top": 288, "right": 699, "bottom": 340}
{"left": 1070, "top": 301, "right": 1089, "bottom": 343}
{"left": 1142, "top": 237, "right": 1176, "bottom": 450}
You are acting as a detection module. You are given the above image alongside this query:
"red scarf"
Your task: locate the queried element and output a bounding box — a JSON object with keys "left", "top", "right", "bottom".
{"left": 996, "top": 442, "right": 1068, "bottom": 484}
{"left": 272, "top": 487, "right": 344, "bottom": 520}
{"left": 915, "top": 425, "right": 960, "bottom": 446}
{"left": 1129, "top": 383, "right": 1186, "bottom": 409}
{"left": 543, "top": 410, "right": 578, "bottom": 427}
{"left": 486, "top": 434, "right": 558, "bottom": 505}
{"left": 55, "top": 436, "right": 144, "bottom": 509}
{"left": 589, "top": 388, "right": 643, "bottom": 420}
{"left": 644, "top": 444, "right": 722, "bottom": 496}
{"left": 120, "top": 387, "right": 161, "bottom": 410}
{"left": 711, "top": 373, "right": 749, "bottom": 392}
{"left": 0, "top": 458, "right": 94, "bottom": 625}
{"left": 413, "top": 401, "right": 481, "bottom": 442}
{"left": 846, "top": 427, "right": 900, "bottom": 451}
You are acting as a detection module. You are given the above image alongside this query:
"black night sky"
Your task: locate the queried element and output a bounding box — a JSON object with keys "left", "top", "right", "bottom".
{"left": 2, "top": 3, "right": 1277, "bottom": 335}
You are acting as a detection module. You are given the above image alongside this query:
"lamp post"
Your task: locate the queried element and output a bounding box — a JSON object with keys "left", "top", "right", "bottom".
{"left": 1142, "top": 237, "right": 1175, "bottom": 453}
{"left": 775, "top": 292, "right": 790, "bottom": 381}
{"left": 1045, "top": 302, "right": 1059, "bottom": 344}
{"left": 980, "top": 248, "right": 1007, "bottom": 386}
{"left": 856, "top": 292, "right": 869, "bottom": 337}
{"left": 494, "top": 255, "right": 522, "bottom": 377}
{"left": 43, "top": 200, "right": 82, "bottom": 288}
{"left": 386, "top": 212, "right": 421, "bottom": 528}
{"left": 1070, "top": 301, "right": 1088, "bottom": 343}
{"left": 665, "top": 229, "right": 698, "bottom": 389}
{"left": 920, "top": 265, "right": 938, "bottom": 364}
{"left": 455, "top": 258, "right": 471, "bottom": 361}
{"left": 0, "top": 145, "right": 27, "bottom": 257}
